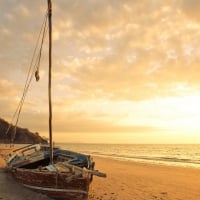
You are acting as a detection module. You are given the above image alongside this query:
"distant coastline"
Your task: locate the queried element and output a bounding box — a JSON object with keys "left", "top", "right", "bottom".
{"left": 0, "top": 118, "right": 48, "bottom": 144}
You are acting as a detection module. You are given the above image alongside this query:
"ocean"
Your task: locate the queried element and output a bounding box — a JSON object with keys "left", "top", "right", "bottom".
{"left": 57, "top": 143, "right": 200, "bottom": 168}
{"left": 2, "top": 143, "right": 200, "bottom": 169}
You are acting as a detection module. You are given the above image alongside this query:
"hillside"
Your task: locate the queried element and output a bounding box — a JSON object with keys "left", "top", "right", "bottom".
{"left": 0, "top": 118, "right": 48, "bottom": 144}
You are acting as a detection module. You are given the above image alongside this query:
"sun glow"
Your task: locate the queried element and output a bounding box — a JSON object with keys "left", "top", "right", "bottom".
{"left": 2, "top": 1, "right": 200, "bottom": 144}
{"left": 118, "top": 95, "right": 200, "bottom": 138}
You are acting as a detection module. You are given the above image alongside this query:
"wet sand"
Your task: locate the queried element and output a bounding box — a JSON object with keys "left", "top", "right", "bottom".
{"left": 1, "top": 147, "right": 200, "bottom": 200}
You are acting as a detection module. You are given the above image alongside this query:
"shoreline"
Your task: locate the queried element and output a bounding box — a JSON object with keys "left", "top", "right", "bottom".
{"left": 91, "top": 154, "right": 200, "bottom": 170}
{"left": 0, "top": 148, "right": 200, "bottom": 200}
{"left": 2, "top": 143, "right": 200, "bottom": 169}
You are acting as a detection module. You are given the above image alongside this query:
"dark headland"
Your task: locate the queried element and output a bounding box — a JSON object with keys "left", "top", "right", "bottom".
{"left": 0, "top": 118, "right": 48, "bottom": 144}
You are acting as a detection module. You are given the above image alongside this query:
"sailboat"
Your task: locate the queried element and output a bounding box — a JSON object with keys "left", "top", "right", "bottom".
{"left": 6, "top": 1, "right": 106, "bottom": 200}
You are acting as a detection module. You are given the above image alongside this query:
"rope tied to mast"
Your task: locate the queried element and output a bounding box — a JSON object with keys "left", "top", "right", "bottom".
{"left": 35, "top": 14, "right": 48, "bottom": 82}
{"left": 35, "top": 70, "right": 40, "bottom": 81}
{"left": 5, "top": 9, "right": 48, "bottom": 143}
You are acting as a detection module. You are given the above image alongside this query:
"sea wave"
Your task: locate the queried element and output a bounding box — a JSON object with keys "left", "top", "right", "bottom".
{"left": 58, "top": 143, "right": 200, "bottom": 168}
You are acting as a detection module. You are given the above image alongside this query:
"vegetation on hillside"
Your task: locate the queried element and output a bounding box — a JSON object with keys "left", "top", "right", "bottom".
{"left": 0, "top": 118, "right": 48, "bottom": 144}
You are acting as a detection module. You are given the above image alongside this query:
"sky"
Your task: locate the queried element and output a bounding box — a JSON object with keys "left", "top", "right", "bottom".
{"left": 1, "top": 0, "right": 200, "bottom": 144}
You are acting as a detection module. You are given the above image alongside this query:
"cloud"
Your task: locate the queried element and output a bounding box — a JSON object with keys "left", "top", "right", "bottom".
{"left": 180, "top": 0, "right": 200, "bottom": 21}
{"left": 0, "top": 79, "right": 21, "bottom": 120}
{"left": 0, "top": 79, "right": 18, "bottom": 96}
{"left": 2, "top": 1, "right": 200, "bottom": 103}
{"left": 50, "top": 0, "right": 200, "bottom": 102}
{"left": 2, "top": 0, "right": 200, "bottom": 139}
{"left": 51, "top": 110, "right": 159, "bottom": 133}
{"left": 15, "top": 4, "right": 30, "bottom": 17}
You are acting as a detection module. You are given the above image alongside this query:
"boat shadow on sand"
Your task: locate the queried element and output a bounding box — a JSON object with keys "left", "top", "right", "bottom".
{"left": 0, "top": 155, "right": 50, "bottom": 200}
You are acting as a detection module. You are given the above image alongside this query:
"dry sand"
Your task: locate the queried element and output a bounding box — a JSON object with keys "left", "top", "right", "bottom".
{"left": 90, "top": 157, "right": 200, "bottom": 200}
{"left": 0, "top": 147, "right": 200, "bottom": 200}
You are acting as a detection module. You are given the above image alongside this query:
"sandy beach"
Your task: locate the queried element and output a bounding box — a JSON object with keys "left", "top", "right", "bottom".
{"left": 0, "top": 148, "right": 200, "bottom": 200}
{"left": 90, "top": 157, "right": 200, "bottom": 200}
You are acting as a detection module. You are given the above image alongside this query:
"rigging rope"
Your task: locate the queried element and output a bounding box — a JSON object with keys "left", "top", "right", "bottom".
{"left": 5, "top": 10, "right": 48, "bottom": 143}
{"left": 35, "top": 15, "right": 48, "bottom": 82}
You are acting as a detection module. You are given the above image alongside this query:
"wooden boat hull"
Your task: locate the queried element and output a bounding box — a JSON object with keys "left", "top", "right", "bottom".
{"left": 11, "top": 167, "right": 91, "bottom": 200}
{"left": 7, "top": 144, "right": 96, "bottom": 200}
{"left": 24, "top": 185, "right": 88, "bottom": 200}
{"left": 7, "top": 145, "right": 91, "bottom": 169}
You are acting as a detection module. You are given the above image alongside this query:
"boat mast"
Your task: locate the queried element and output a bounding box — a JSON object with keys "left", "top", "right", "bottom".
{"left": 47, "top": 0, "right": 53, "bottom": 164}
